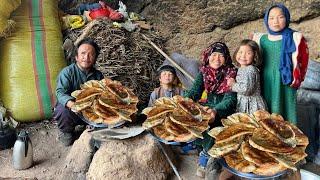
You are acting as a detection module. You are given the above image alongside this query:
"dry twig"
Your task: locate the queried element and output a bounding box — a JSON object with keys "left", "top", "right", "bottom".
{"left": 63, "top": 19, "right": 166, "bottom": 107}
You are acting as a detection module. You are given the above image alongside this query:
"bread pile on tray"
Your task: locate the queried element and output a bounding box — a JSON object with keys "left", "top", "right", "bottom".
{"left": 208, "top": 110, "right": 309, "bottom": 176}
{"left": 71, "top": 78, "right": 138, "bottom": 125}
{"left": 142, "top": 96, "right": 211, "bottom": 142}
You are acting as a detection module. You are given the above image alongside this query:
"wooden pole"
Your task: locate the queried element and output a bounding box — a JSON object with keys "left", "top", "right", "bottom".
{"left": 74, "top": 19, "right": 100, "bottom": 46}
{"left": 141, "top": 34, "right": 195, "bottom": 82}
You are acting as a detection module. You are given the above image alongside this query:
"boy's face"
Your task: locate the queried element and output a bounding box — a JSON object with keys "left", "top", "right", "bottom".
{"left": 159, "top": 71, "right": 175, "bottom": 85}
{"left": 268, "top": 7, "right": 286, "bottom": 32}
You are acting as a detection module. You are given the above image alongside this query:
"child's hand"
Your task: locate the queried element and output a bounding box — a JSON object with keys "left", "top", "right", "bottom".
{"left": 227, "top": 78, "right": 235, "bottom": 87}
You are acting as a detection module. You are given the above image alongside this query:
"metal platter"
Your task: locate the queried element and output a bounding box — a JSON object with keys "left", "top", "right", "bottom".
{"left": 218, "top": 158, "right": 287, "bottom": 180}
{"left": 149, "top": 130, "right": 196, "bottom": 145}
{"left": 78, "top": 113, "right": 126, "bottom": 128}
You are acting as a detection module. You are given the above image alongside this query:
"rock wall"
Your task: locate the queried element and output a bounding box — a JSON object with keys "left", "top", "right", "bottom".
{"left": 125, "top": 0, "right": 320, "bottom": 60}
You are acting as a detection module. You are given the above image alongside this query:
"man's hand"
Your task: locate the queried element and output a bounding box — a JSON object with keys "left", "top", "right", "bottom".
{"left": 66, "top": 100, "right": 75, "bottom": 109}
{"left": 203, "top": 106, "right": 217, "bottom": 123}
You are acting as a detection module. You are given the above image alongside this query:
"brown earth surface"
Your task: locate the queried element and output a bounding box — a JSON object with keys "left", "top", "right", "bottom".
{"left": 0, "top": 121, "right": 319, "bottom": 179}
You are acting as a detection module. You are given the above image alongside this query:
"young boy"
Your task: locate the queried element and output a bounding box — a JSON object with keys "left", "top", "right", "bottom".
{"left": 148, "top": 65, "right": 184, "bottom": 106}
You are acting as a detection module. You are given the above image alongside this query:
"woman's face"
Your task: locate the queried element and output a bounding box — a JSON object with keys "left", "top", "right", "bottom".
{"left": 209, "top": 52, "right": 225, "bottom": 69}
{"left": 268, "top": 7, "right": 286, "bottom": 32}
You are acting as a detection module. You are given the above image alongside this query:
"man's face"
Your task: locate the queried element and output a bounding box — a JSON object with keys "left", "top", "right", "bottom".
{"left": 75, "top": 43, "right": 96, "bottom": 71}
{"left": 159, "top": 70, "right": 175, "bottom": 85}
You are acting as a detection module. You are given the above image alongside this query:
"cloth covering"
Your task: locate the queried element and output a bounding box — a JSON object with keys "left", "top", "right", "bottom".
{"left": 162, "top": 52, "right": 200, "bottom": 90}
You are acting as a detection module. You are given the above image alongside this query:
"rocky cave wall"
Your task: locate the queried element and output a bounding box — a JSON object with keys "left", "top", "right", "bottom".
{"left": 125, "top": 0, "right": 320, "bottom": 60}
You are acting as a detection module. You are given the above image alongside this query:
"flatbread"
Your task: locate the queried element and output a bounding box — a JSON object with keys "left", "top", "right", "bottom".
{"left": 259, "top": 118, "right": 296, "bottom": 147}
{"left": 99, "top": 92, "right": 128, "bottom": 108}
{"left": 253, "top": 164, "right": 287, "bottom": 176}
{"left": 74, "top": 88, "right": 102, "bottom": 102}
{"left": 93, "top": 100, "right": 121, "bottom": 123}
{"left": 224, "top": 150, "right": 256, "bottom": 173}
{"left": 99, "top": 93, "right": 138, "bottom": 115}
{"left": 215, "top": 124, "right": 255, "bottom": 144}
{"left": 221, "top": 118, "right": 236, "bottom": 127}
{"left": 142, "top": 116, "right": 165, "bottom": 129}
{"left": 144, "top": 106, "right": 173, "bottom": 119}
{"left": 169, "top": 109, "right": 203, "bottom": 127}
{"left": 164, "top": 117, "right": 189, "bottom": 136}
{"left": 154, "top": 97, "right": 177, "bottom": 107}
{"left": 174, "top": 132, "right": 195, "bottom": 142}
{"left": 285, "top": 122, "right": 309, "bottom": 146}
{"left": 82, "top": 108, "right": 103, "bottom": 123}
{"left": 241, "top": 140, "right": 278, "bottom": 167}
{"left": 184, "top": 126, "right": 204, "bottom": 139}
{"left": 270, "top": 113, "right": 285, "bottom": 121}
{"left": 153, "top": 124, "right": 175, "bottom": 141}
{"left": 252, "top": 110, "right": 270, "bottom": 121}
{"left": 229, "top": 113, "right": 259, "bottom": 127}
{"left": 208, "top": 127, "right": 224, "bottom": 138}
{"left": 123, "top": 87, "right": 139, "bottom": 103}
{"left": 105, "top": 83, "right": 130, "bottom": 104}
{"left": 175, "top": 96, "right": 202, "bottom": 120}
{"left": 71, "top": 99, "right": 93, "bottom": 112}
{"left": 267, "top": 146, "right": 307, "bottom": 171}
{"left": 249, "top": 128, "right": 294, "bottom": 154}
{"left": 80, "top": 80, "right": 104, "bottom": 89}
{"left": 208, "top": 136, "right": 243, "bottom": 158}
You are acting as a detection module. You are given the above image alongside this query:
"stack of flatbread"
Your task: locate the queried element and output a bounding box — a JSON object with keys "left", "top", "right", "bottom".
{"left": 208, "top": 110, "right": 309, "bottom": 176}
{"left": 71, "top": 78, "right": 138, "bottom": 125}
{"left": 142, "top": 95, "right": 211, "bottom": 142}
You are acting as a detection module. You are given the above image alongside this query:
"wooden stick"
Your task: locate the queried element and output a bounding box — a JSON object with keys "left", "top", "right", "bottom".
{"left": 141, "top": 34, "right": 195, "bottom": 82}
{"left": 74, "top": 19, "right": 100, "bottom": 46}
{"left": 157, "top": 141, "right": 182, "bottom": 180}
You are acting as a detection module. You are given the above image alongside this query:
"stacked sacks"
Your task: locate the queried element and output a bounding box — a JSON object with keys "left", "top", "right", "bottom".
{"left": 142, "top": 96, "right": 211, "bottom": 142}
{"left": 297, "top": 59, "right": 320, "bottom": 161}
{"left": 0, "top": 0, "right": 66, "bottom": 121}
{"left": 208, "top": 110, "right": 309, "bottom": 176}
{"left": 0, "top": 0, "right": 21, "bottom": 38}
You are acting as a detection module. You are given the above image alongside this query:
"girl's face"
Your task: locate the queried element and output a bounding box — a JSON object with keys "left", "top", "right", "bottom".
{"left": 236, "top": 45, "right": 254, "bottom": 67}
{"left": 209, "top": 52, "right": 225, "bottom": 69}
{"left": 268, "top": 7, "right": 286, "bottom": 32}
{"left": 159, "top": 71, "right": 175, "bottom": 85}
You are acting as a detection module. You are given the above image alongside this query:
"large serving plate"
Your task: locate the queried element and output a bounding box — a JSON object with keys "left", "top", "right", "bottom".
{"left": 218, "top": 158, "right": 287, "bottom": 180}
{"left": 78, "top": 113, "right": 126, "bottom": 128}
{"left": 149, "top": 130, "right": 196, "bottom": 145}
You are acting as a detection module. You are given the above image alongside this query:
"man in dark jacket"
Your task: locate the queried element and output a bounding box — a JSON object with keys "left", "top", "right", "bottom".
{"left": 53, "top": 38, "right": 104, "bottom": 146}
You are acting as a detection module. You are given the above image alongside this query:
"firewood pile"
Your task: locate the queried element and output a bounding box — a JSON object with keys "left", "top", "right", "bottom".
{"left": 63, "top": 18, "right": 166, "bottom": 107}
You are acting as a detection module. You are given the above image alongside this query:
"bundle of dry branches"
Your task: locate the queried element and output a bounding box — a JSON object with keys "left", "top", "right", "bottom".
{"left": 63, "top": 19, "right": 166, "bottom": 107}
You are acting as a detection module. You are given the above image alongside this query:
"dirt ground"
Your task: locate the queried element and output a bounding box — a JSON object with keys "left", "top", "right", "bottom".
{"left": 0, "top": 121, "right": 319, "bottom": 180}
{"left": 0, "top": 121, "right": 69, "bottom": 179}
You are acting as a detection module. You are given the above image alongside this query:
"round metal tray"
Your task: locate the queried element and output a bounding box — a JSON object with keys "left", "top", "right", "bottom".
{"left": 78, "top": 113, "right": 126, "bottom": 128}
{"left": 218, "top": 158, "right": 287, "bottom": 180}
{"left": 149, "top": 131, "right": 196, "bottom": 145}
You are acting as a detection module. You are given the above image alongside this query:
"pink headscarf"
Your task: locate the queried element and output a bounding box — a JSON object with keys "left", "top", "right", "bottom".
{"left": 200, "top": 42, "right": 237, "bottom": 94}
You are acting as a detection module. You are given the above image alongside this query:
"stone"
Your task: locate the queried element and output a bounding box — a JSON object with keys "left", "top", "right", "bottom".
{"left": 86, "top": 134, "right": 172, "bottom": 180}
{"left": 61, "top": 130, "right": 95, "bottom": 179}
